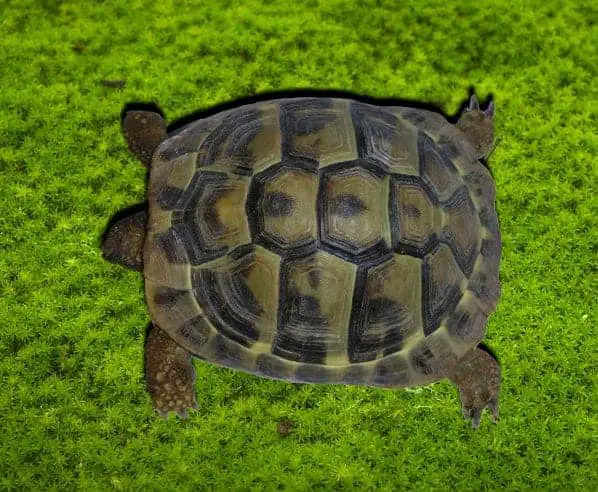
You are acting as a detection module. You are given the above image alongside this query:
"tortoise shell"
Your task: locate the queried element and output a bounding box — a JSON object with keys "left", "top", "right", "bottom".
{"left": 143, "top": 98, "right": 501, "bottom": 387}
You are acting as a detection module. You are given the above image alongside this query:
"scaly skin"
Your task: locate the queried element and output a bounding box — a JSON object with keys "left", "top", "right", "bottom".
{"left": 448, "top": 347, "right": 501, "bottom": 428}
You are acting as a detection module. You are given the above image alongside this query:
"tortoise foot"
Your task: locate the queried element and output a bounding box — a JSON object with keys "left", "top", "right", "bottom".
{"left": 448, "top": 347, "right": 501, "bottom": 429}
{"left": 144, "top": 323, "right": 198, "bottom": 418}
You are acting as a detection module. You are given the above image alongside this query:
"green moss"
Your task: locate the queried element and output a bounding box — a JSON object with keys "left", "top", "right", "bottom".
{"left": 1, "top": 0, "right": 596, "bottom": 489}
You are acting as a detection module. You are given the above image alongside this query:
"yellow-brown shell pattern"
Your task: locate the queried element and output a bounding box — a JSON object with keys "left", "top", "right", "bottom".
{"left": 143, "top": 98, "right": 501, "bottom": 388}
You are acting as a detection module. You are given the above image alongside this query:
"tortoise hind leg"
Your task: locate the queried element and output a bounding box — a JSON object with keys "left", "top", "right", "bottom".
{"left": 145, "top": 323, "right": 198, "bottom": 418}
{"left": 448, "top": 346, "right": 501, "bottom": 429}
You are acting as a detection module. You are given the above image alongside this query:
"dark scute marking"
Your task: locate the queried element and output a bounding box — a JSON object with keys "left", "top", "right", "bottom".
{"left": 281, "top": 97, "right": 335, "bottom": 111}
{"left": 367, "top": 298, "right": 407, "bottom": 330}
{"left": 292, "top": 294, "right": 328, "bottom": 326}
{"left": 272, "top": 344, "right": 327, "bottom": 365}
{"left": 274, "top": 265, "right": 329, "bottom": 364}
{"left": 171, "top": 210, "right": 185, "bottom": 225}
{"left": 158, "top": 145, "right": 194, "bottom": 161}
{"left": 348, "top": 267, "right": 373, "bottom": 363}
{"left": 153, "top": 287, "right": 187, "bottom": 306}
{"left": 255, "top": 234, "right": 319, "bottom": 260}
{"left": 293, "top": 364, "right": 330, "bottom": 383}
{"left": 208, "top": 334, "right": 245, "bottom": 369}
{"left": 481, "top": 238, "right": 500, "bottom": 260}
{"left": 171, "top": 171, "right": 237, "bottom": 265}
{"left": 418, "top": 131, "right": 460, "bottom": 194}
{"left": 199, "top": 108, "right": 262, "bottom": 173}
{"left": 411, "top": 345, "right": 438, "bottom": 375}
{"left": 246, "top": 162, "right": 318, "bottom": 256}
{"left": 245, "top": 166, "right": 268, "bottom": 242}
{"left": 445, "top": 307, "right": 487, "bottom": 342}
{"left": 165, "top": 169, "right": 205, "bottom": 211}
{"left": 232, "top": 165, "right": 253, "bottom": 177}
{"left": 157, "top": 186, "right": 186, "bottom": 210}
{"left": 341, "top": 364, "right": 370, "bottom": 384}
{"left": 231, "top": 274, "right": 263, "bottom": 316}
{"left": 350, "top": 102, "right": 398, "bottom": 163}
{"left": 437, "top": 135, "right": 461, "bottom": 159}
{"left": 159, "top": 119, "right": 220, "bottom": 159}
{"left": 192, "top": 267, "right": 260, "bottom": 348}
{"left": 321, "top": 158, "right": 388, "bottom": 179}
{"left": 263, "top": 191, "right": 295, "bottom": 217}
{"left": 294, "top": 112, "right": 337, "bottom": 136}
{"left": 280, "top": 98, "right": 334, "bottom": 136}
{"left": 202, "top": 188, "right": 229, "bottom": 237}
{"left": 174, "top": 220, "right": 228, "bottom": 265}
{"left": 388, "top": 174, "right": 401, "bottom": 249}
{"left": 256, "top": 354, "right": 289, "bottom": 379}
{"left": 156, "top": 228, "right": 189, "bottom": 264}
{"left": 479, "top": 207, "right": 500, "bottom": 236}
{"left": 320, "top": 236, "right": 392, "bottom": 266}
{"left": 178, "top": 316, "right": 211, "bottom": 349}
{"left": 318, "top": 162, "right": 390, "bottom": 261}
{"left": 229, "top": 243, "right": 256, "bottom": 262}
{"left": 471, "top": 272, "right": 488, "bottom": 297}
{"left": 403, "top": 204, "right": 422, "bottom": 218}
{"left": 329, "top": 193, "right": 368, "bottom": 217}
{"left": 351, "top": 102, "right": 397, "bottom": 130}
{"left": 400, "top": 109, "right": 426, "bottom": 126}
{"left": 372, "top": 357, "right": 411, "bottom": 387}
{"left": 441, "top": 186, "right": 478, "bottom": 277}
{"left": 389, "top": 173, "right": 442, "bottom": 256}
{"left": 464, "top": 171, "right": 496, "bottom": 202}
{"left": 307, "top": 268, "right": 321, "bottom": 289}
{"left": 410, "top": 340, "right": 457, "bottom": 377}
{"left": 422, "top": 254, "right": 462, "bottom": 336}
{"left": 468, "top": 270, "right": 500, "bottom": 310}
{"left": 278, "top": 156, "right": 320, "bottom": 172}
{"left": 393, "top": 239, "right": 438, "bottom": 260}
{"left": 348, "top": 296, "right": 407, "bottom": 363}
{"left": 280, "top": 98, "right": 335, "bottom": 161}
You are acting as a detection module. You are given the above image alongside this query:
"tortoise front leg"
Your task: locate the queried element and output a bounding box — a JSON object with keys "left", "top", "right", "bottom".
{"left": 101, "top": 207, "right": 147, "bottom": 271}
{"left": 144, "top": 323, "right": 198, "bottom": 418}
{"left": 448, "top": 346, "right": 501, "bottom": 429}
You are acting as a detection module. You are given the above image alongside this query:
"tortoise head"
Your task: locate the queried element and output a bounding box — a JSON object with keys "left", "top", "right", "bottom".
{"left": 122, "top": 110, "right": 167, "bottom": 168}
{"left": 456, "top": 95, "right": 495, "bottom": 160}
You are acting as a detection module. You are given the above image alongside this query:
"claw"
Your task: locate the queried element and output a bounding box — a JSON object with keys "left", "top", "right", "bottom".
{"left": 471, "top": 408, "right": 483, "bottom": 429}
{"left": 484, "top": 100, "right": 495, "bottom": 118}
{"left": 461, "top": 398, "right": 500, "bottom": 428}
{"left": 467, "top": 94, "right": 480, "bottom": 111}
{"left": 488, "top": 397, "right": 499, "bottom": 423}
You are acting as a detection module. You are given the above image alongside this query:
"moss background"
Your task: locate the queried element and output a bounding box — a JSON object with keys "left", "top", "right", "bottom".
{"left": 1, "top": 0, "right": 596, "bottom": 489}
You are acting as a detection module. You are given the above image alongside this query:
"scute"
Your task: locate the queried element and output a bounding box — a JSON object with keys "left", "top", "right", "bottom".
{"left": 280, "top": 98, "right": 358, "bottom": 165}
{"left": 248, "top": 165, "right": 319, "bottom": 254}
{"left": 320, "top": 165, "right": 391, "bottom": 260}
{"left": 418, "top": 132, "right": 462, "bottom": 202}
{"left": 348, "top": 254, "right": 423, "bottom": 363}
{"left": 144, "top": 97, "right": 500, "bottom": 387}
{"left": 191, "top": 244, "right": 280, "bottom": 348}
{"left": 274, "top": 250, "right": 356, "bottom": 364}
{"left": 198, "top": 103, "right": 281, "bottom": 175}
{"left": 390, "top": 176, "right": 442, "bottom": 254}
{"left": 422, "top": 243, "right": 466, "bottom": 336}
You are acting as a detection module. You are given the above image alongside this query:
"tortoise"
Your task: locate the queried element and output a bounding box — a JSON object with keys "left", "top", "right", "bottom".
{"left": 102, "top": 94, "right": 501, "bottom": 428}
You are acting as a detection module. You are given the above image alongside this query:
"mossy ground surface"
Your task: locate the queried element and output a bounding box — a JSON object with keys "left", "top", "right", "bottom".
{"left": 1, "top": 0, "right": 596, "bottom": 489}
